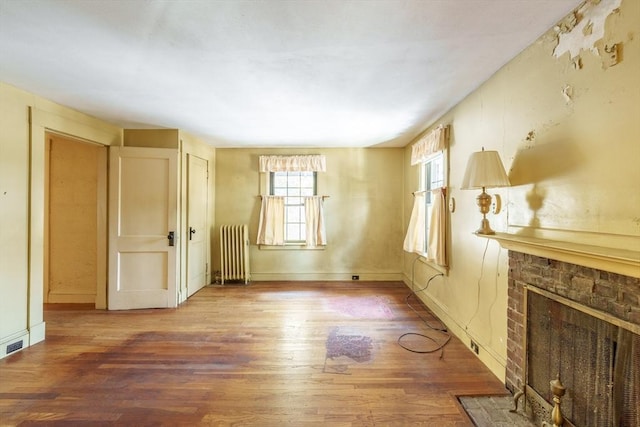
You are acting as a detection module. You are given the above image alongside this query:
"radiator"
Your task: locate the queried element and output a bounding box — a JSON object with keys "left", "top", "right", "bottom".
{"left": 219, "top": 224, "right": 250, "bottom": 284}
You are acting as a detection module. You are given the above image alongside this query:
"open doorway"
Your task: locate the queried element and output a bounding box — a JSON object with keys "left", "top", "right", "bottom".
{"left": 44, "top": 132, "right": 107, "bottom": 308}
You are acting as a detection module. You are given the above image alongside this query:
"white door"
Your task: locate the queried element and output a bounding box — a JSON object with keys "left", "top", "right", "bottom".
{"left": 186, "top": 154, "right": 208, "bottom": 297}
{"left": 108, "top": 147, "right": 178, "bottom": 310}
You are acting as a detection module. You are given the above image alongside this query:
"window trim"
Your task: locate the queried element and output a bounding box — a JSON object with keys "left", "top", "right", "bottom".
{"left": 267, "top": 170, "right": 320, "bottom": 246}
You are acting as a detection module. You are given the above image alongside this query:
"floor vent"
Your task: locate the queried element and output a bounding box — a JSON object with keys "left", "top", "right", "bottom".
{"left": 7, "top": 340, "right": 23, "bottom": 354}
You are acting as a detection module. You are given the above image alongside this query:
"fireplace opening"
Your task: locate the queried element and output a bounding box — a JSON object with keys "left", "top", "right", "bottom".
{"left": 525, "top": 287, "right": 639, "bottom": 426}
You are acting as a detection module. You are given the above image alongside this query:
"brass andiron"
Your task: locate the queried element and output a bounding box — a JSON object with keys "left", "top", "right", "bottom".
{"left": 510, "top": 388, "right": 525, "bottom": 413}
{"left": 550, "top": 374, "right": 566, "bottom": 426}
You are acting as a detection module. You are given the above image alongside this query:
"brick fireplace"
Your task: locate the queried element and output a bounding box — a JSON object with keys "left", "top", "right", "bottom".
{"left": 506, "top": 251, "right": 639, "bottom": 426}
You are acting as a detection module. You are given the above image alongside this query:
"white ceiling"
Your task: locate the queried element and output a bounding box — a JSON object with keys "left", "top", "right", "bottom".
{"left": 0, "top": 0, "right": 581, "bottom": 148}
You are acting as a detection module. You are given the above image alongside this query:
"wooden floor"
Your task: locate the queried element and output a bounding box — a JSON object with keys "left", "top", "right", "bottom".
{"left": 0, "top": 281, "right": 507, "bottom": 426}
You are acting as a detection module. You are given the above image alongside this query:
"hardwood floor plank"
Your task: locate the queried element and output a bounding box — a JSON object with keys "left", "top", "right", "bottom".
{"left": 1, "top": 281, "right": 507, "bottom": 425}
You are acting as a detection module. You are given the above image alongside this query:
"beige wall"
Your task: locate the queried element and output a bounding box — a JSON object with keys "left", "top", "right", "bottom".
{"left": 0, "top": 84, "right": 31, "bottom": 355}
{"left": 0, "top": 82, "right": 122, "bottom": 357}
{"left": 214, "top": 148, "right": 404, "bottom": 281}
{"left": 403, "top": 0, "right": 640, "bottom": 380}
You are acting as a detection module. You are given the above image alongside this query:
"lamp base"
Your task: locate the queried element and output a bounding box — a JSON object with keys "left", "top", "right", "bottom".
{"left": 474, "top": 218, "right": 495, "bottom": 235}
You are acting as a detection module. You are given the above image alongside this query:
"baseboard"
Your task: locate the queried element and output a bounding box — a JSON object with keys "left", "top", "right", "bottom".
{"left": 29, "top": 321, "right": 46, "bottom": 346}
{"left": 401, "top": 274, "right": 506, "bottom": 383}
{"left": 47, "top": 293, "right": 96, "bottom": 304}
{"left": 250, "top": 272, "right": 403, "bottom": 282}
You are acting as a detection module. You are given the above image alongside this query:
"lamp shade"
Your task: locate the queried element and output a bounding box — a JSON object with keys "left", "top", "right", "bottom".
{"left": 461, "top": 149, "right": 510, "bottom": 189}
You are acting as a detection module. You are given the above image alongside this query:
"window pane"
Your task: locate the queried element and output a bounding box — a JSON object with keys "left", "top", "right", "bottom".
{"left": 424, "top": 162, "right": 432, "bottom": 191}
{"left": 287, "top": 224, "right": 301, "bottom": 241}
{"left": 287, "top": 196, "right": 302, "bottom": 206}
{"left": 273, "top": 188, "right": 287, "bottom": 196}
{"left": 287, "top": 188, "right": 301, "bottom": 197}
{"left": 421, "top": 151, "right": 445, "bottom": 255}
{"left": 431, "top": 156, "right": 444, "bottom": 188}
{"left": 286, "top": 206, "right": 301, "bottom": 223}
{"left": 274, "top": 174, "right": 288, "bottom": 188}
{"left": 288, "top": 174, "right": 301, "bottom": 188}
{"left": 301, "top": 174, "right": 315, "bottom": 188}
{"left": 301, "top": 188, "right": 314, "bottom": 197}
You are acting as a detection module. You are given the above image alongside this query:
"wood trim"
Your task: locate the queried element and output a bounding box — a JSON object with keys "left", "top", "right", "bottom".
{"left": 483, "top": 232, "right": 640, "bottom": 278}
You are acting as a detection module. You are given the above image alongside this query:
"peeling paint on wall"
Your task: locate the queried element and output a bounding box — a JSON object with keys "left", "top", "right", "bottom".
{"left": 525, "top": 131, "right": 536, "bottom": 142}
{"left": 553, "top": 0, "right": 622, "bottom": 60}
{"left": 600, "top": 42, "right": 620, "bottom": 68}
{"left": 562, "top": 85, "right": 574, "bottom": 104}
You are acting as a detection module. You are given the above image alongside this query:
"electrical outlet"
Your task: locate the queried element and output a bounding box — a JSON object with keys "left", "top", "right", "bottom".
{"left": 470, "top": 340, "right": 479, "bottom": 355}
{"left": 351, "top": 275, "right": 359, "bottom": 280}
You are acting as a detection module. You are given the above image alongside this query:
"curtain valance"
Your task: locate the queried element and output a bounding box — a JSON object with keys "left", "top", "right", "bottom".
{"left": 410, "top": 124, "right": 448, "bottom": 165}
{"left": 259, "top": 155, "right": 326, "bottom": 172}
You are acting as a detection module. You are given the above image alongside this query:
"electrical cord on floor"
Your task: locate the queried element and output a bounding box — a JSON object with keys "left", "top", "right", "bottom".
{"left": 406, "top": 273, "right": 447, "bottom": 332}
{"left": 398, "top": 256, "right": 451, "bottom": 358}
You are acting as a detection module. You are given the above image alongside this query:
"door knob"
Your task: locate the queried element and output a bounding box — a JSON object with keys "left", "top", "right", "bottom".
{"left": 167, "top": 231, "right": 175, "bottom": 246}
{"left": 189, "top": 227, "right": 196, "bottom": 240}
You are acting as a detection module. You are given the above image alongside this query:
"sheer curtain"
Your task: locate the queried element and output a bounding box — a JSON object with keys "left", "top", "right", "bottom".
{"left": 256, "top": 196, "right": 285, "bottom": 245}
{"left": 304, "top": 196, "right": 326, "bottom": 246}
{"left": 426, "top": 187, "right": 447, "bottom": 267}
{"left": 403, "top": 189, "right": 447, "bottom": 267}
{"left": 403, "top": 192, "right": 425, "bottom": 253}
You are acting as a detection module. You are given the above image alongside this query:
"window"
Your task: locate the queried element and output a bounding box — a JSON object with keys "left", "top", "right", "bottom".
{"left": 420, "top": 151, "right": 444, "bottom": 254}
{"left": 404, "top": 125, "right": 447, "bottom": 267}
{"left": 270, "top": 171, "right": 317, "bottom": 242}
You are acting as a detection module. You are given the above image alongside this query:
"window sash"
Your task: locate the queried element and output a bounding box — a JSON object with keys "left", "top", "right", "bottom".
{"left": 420, "top": 152, "right": 444, "bottom": 254}
{"left": 270, "top": 171, "right": 317, "bottom": 242}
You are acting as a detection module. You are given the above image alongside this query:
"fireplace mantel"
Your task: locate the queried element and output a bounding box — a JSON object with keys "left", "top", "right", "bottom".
{"left": 482, "top": 232, "right": 640, "bottom": 278}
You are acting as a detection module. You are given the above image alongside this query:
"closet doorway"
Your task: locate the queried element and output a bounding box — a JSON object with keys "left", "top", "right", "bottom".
{"left": 45, "top": 133, "right": 107, "bottom": 307}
